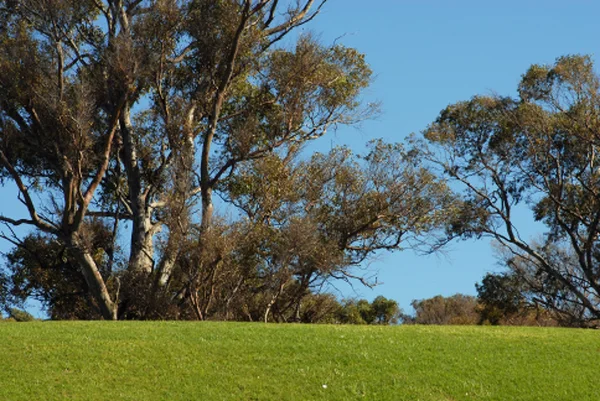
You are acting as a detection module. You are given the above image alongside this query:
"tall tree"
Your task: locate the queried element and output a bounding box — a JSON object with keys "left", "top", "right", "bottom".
{"left": 0, "top": 0, "right": 370, "bottom": 319}
{"left": 420, "top": 55, "right": 600, "bottom": 326}
{"left": 0, "top": 0, "right": 453, "bottom": 320}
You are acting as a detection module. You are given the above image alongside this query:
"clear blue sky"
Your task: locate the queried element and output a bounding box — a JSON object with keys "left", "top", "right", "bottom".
{"left": 2, "top": 1, "right": 600, "bottom": 316}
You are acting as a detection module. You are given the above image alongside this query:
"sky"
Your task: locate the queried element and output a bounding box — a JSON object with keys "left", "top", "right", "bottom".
{"left": 2, "top": 1, "right": 600, "bottom": 317}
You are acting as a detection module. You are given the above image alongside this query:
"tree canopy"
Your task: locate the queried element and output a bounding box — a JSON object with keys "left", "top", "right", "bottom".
{"left": 421, "top": 55, "right": 600, "bottom": 327}
{"left": 4, "top": 2, "right": 596, "bottom": 326}
{"left": 0, "top": 0, "right": 452, "bottom": 320}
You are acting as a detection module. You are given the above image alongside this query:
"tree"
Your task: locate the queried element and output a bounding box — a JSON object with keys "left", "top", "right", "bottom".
{"left": 293, "top": 293, "right": 342, "bottom": 324}
{"left": 409, "top": 294, "right": 479, "bottom": 325}
{"left": 0, "top": 1, "right": 453, "bottom": 320}
{"left": 371, "top": 295, "right": 402, "bottom": 324}
{"left": 335, "top": 296, "right": 402, "bottom": 325}
{"left": 219, "top": 142, "right": 452, "bottom": 323}
{"left": 2, "top": 228, "right": 111, "bottom": 320}
{"left": 0, "top": 0, "right": 373, "bottom": 319}
{"left": 476, "top": 272, "right": 525, "bottom": 325}
{"left": 476, "top": 271, "right": 559, "bottom": 326}
{"left": 420, "top": 55, "right": 600, "bottom": 327}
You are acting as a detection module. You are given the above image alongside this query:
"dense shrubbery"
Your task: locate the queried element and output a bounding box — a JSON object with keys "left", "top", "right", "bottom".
{"left": 406, "top": 294, "right": 479, "bottom": 325}
{"left": 405, "top": 288, "right": 560, "bottom": 327}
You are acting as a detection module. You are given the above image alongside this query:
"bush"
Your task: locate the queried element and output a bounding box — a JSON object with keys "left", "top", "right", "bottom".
{"left": 410, "top": 294, "right": 479, "bottom": 325}
{"left": 7, "top": 308, "right": 36, "bottom": 322}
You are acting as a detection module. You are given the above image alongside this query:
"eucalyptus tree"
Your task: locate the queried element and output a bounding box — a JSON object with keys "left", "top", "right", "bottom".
{"left": 0, "top": 0, "right": 455, "bottom": 320}
{"left": 421, "top": 55, "right": 600, "bottom": 326}
{"left": 0, "top": 0, "right": 376, "bottom": 319}
{"left": 206, "top": 141, "right": 454, "bottom": 322}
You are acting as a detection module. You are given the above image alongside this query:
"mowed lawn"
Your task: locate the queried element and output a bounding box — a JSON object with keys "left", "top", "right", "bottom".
{"left": 0, "top": 322, "right": 598, "bottom": 400}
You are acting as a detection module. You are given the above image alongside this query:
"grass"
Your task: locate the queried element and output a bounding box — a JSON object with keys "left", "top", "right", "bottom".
{"left": 0, "top": 322, "right": 598, "bottom": 400}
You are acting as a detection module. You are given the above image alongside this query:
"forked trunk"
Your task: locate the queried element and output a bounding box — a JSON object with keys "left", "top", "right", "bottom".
{"left": 67, "top": 234, "right": 117, "bottom": 320}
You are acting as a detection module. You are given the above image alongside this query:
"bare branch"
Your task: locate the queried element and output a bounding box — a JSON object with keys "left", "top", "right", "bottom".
{"left": 0, "top": 151, "right": 59, "bottom": 234}
{"left": 264, "top": 0, "right": 325, "bottom": 36}
{"left": 71, "top": 95, "right": 127, "bottom": 230}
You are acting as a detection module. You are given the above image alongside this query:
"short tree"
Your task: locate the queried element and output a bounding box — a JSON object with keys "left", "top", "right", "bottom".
{"left": 410, "top": 294, "right": 479, "bottom": 325}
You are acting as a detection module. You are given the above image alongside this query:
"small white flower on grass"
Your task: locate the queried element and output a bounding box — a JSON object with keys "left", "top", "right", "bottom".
{"left": 322, "top": 384, "right": 328, "bottom": 389}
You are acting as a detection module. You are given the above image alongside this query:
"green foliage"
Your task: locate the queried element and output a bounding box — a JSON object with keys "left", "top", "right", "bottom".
{"left": 371, "top": 295, "right": 402, "bottom": 324}
{"left": 295, "top": 293, "right": 343, "bottom": 324}
{"left": 2, "top": 225, "right": 116, "bottom": 320}
{"left": 421, "top": 55, "right": 600, "bottom": 325}
{"left": 1, "top": 0, "right": 442, "bottom": 321}
{"left": 0, "top": 322, "right": 598, "bottom": 400}
{"left": 336, "top": 296, "right": 401, "bottom": 325}
{"left": 336, "top": 299, "right": 370, "bottom": 324}
{"left": 0, "top": 269, "right": 8, "bottom": 311}
{"left": 476, "top": 273, "right": 527, "bottom": 325}
{"left": 210, "top": 141, "right": 452, "bottom": 324}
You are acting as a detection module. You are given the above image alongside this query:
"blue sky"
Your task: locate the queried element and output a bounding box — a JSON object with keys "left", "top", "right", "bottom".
{"left": 2, "top": 1, "right": 600, "bottom": 316}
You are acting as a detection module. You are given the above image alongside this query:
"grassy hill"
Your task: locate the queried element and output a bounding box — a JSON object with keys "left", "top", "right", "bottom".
{"left": 0, "top": 322, "right": 597, "bottom": 400}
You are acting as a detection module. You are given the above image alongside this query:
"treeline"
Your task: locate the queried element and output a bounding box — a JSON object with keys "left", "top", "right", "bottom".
{"left": 404, "top": 271, "right": 587, "bottom": 327}
{"left": 407, "top": 294, "right": 558, "bottom": 327}
{"left": 0, "top": 263, "right": 584, "bottom": 327}
{"left": 1, "top": 1, "right": 600, "bottom": 326}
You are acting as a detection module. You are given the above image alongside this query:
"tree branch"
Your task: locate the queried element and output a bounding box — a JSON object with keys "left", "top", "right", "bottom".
{"left": 0, "top": 151, "right": 59, "bottom": 234}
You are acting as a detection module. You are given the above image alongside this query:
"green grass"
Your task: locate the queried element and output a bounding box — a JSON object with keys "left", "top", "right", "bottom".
{"left": 0, "top": 322, "right": 598, "bottom": 400}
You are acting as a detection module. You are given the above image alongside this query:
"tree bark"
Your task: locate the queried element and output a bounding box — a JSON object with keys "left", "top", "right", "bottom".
{"left": 264, "top": 281, "right": 286, "bottom": 323}
{"left": 66, "top": 234, "right": 117, "bottom": 320}
{"left": 120, "top": 106, "right": 154, "bottom": 274}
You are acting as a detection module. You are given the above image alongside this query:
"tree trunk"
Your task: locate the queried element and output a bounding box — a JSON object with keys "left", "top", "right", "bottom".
{"left": 67, "top": 234, "right": 117, "bottom": 320}
{"left": 294, "top": 299, "right": 302, "bottom": 323}
{"left": 120, "top": 107, "right": 154, "bottom": 274}
{"left": 156, "top": 250, "right": 178, "bottom": 288}
{"left": 201, "top": 186, "right": 214, "bottom": 230}
{"left": 155, "top": 105, "right": 196, "bottom": 287}
{"left": 225, "top": 277, "right": 244, "bottom": 320}
{"left": 264, "top": 281, "right": 286, "bottom": 323}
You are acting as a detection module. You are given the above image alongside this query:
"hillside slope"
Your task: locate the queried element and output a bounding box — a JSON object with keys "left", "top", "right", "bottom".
{"left": 0, "top": 322, "right": 597, "bottom": 400}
